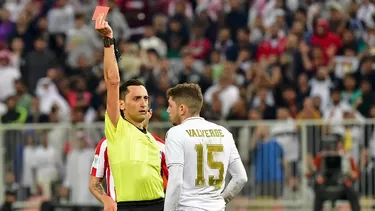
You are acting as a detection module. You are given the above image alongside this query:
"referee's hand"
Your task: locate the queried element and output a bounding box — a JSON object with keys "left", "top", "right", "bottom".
{"left": 103, "top": 196, "right": 117, "bottom": 211}
{"left": 95, "top": 13, "right": 113, "bottom": 38}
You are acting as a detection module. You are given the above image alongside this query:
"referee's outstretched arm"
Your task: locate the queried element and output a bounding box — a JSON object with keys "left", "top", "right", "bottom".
{"left": 93, "top": 13, "right": 119, "bottom": 211}
{"left": 95, "top": 13, "right": 120, "bottom": 128}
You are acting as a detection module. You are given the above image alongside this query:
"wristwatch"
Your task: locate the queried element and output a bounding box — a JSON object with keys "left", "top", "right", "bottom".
{"left": 103, "top": 37, "right": 115, "bottom": 48}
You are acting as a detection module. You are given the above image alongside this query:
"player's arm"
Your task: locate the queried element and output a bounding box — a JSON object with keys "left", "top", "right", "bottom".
{"left": 95, "top": 13, "right": 120, "bottom": 127}
{"left": 164, "top": 129, "right": 184, "bottom": 211}
{"left": 89, "top": 176, "right": 111, "bottom": 202}
{"left": 221, "top": 134, "right": 247, "bottom": 204}
{"left": 89, "top": 139, "right": 117, "bottom": 210}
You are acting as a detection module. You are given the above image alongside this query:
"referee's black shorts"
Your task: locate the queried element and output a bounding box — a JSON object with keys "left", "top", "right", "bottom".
{"left": 117, "top": 198, "right": 164, "bottom": 211}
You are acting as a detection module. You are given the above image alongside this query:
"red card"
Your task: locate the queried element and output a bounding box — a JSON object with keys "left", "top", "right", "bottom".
{"left": 92, "top": 6, "right": 110, "bottom": 20}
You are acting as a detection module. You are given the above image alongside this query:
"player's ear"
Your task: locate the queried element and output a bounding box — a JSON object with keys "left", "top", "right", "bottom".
{"left": 180, "top": 104, "right": 186, "bottom": 115}
{"left": 119, "top": 100, "right": 125, "bottom": 111}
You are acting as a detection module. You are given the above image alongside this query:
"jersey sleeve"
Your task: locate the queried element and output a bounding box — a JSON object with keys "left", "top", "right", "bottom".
{"left": 228, "top": 131, "right": 241, "bottom": 164}
{"left": 153, "top": 135, "right": 169, "bottom": 190}
{"left": 90, "top": 139, "right": 107, "bottom": 178}
{"left": 104, "top": 112, "right": 126, "bottom": 143}
{"left": 165, "top": 128, "right": 184, "bottom": 168}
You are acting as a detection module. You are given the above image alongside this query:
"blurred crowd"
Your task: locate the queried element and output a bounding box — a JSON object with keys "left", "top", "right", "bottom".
{"left": 1, "top": 0, "right": 375, "bottom": 124}
{"left": 2, "top": 0, "right": 375, "bottom": 208}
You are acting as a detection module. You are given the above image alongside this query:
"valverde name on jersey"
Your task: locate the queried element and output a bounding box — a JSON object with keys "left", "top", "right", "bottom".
{"left": 185, "top": 129, "right": 225, "bottom": 138}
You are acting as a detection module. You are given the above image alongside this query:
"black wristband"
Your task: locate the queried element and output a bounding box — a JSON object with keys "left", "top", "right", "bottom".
{"left": 103, "top": 37, "right": 115, "bottom": 48}
{"left": 103, "top": 37, "right": 121, "bottom": 62}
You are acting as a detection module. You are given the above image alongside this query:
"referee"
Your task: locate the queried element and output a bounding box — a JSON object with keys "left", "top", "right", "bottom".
{"left": 93, "top": 14, "right": 164, "bottom": 211}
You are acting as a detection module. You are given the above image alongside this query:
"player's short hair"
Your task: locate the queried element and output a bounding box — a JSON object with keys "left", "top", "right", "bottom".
{"left": 166, "top": 83, "right": 203, "bottom": 115}
{"left": 119, "top": 79, "right": 144, "bottom": 100}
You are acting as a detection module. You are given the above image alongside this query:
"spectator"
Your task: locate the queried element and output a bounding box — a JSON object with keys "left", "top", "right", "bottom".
{"left": 310, "top": 18, "right": 343, "bottom": 59}
{"left": 251, "top": 87, "right": 276, "bottom": 119}
{"left": 227, "top": 99, "right": 247, "bottom": 120}
{"left": 356, "top": 79, "right": 375, "bottom": 117}
{"left": 188, "top": 21, "right": 212, "bottom": 60}
{"left": 8, "top": 12, "right": 35, "bottom": 53}
{"left": 14, "top": 79, "right": 32, "bottom": 112}
{"left": 279, "top": 86, "right": 298, "bottom": 118}
{"left": 250, "top": 125, "right": 287, "bottom": 199}
{"left": 281, "top": 33, "right": 301, "bottom": 86}
{"left": 4, "top": 172, "right": 20, "bottom": 200}
{"left": 356, "top": 0, "right": 375, "bottom": 29}
{"left": 153, "top": 14, "right": 167, "bottom": 41}
{"left": 309, "top": 67, "right": 333, "bottom": 110}
{"left": 225, "top": 0, "right": 247, "bottom": 41}
{"left": 323, "top": 88, "right": 351, "bottom": 135}
{"left": 139, "top": 25, "right": 167, "bottom": 57}
{"left": 226, "top": 28, "right": 256, "bottom": 62}
{"left": 24, "top": 37, "right": 56, "bottom": 93}
{"left": 204, "top": 71, "right": 239, "bottom": 118}
{"left": 297, "top": 98, "right": 321, "bottom": 120}
{"left": 270, "top": 108, "right": 299, "bottom": 178}
{"left": 256, "top": 23, "right": 287, "bottom": 60}
{"left": 168, "top": 0, "right": 193, "bottom": 21}
{"left": 35, "top": 77, "right": 70, "bottom": 122}
{"left": 3, "top": 0, "right": 31, "bottom": 22}
{"left": 0, "top": 50, "right": 21, "bottom": 101}
{"left": 1, "top": 95, "right": 27, "bottom": 124}
{"left": 355, "top": 56, "right": 375, "bottom": 89}
{"left": 66, "top": 77, "right": 92, "bottom": 112}
{"left": 0, "top": 191, "right": 16, "bottom": 211}
{"left": 65, "top": 12, "right": 101, "bottom": 69}
{"left": 341, "top": 74, "right": 361, "bottom": 106}
{"left": 26, "top": 97, "right": 49, "bottom": 123}
{"left": 47, "top": 0, "right": 74, "bottom": 35}
{"left": 177, "top": 48, "right": 202, "bottom": 83}
{"left": 0, "top": 8, "right": 15, "bottom": 42}
{"left": 295, "top": 73, "right": 311, "bottom": 107}
{"left": 63, "top": 131, "right": 96, "bottom": 205}
{"left": 21, "top": 132, "right": 37, "bottom": 198}
{"left": 165, "top": 17, "right": 189, "bottom": 58}
{"left": 9, "top": 37, "right": 25, "bottom": 70}
{"left": 215, "top": 28, "right": 233, "bottom": 55}
{"left": 106, "top": 0, "right": 131, "bottom": 41}
{"left": 34, "top": 131, "right": 62, "bottom": 200}
{"left": 70, "top": 0, "right": 97, "bottom": 17}
{"left": 341, "top": 107, "right": 365, "bottom": 163}
{"left": 195, "top": 7, "right": 218, "bottom": 44}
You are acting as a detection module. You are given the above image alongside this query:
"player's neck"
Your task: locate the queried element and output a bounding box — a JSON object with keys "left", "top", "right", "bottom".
{"left": 180, "top": 114, "right": 200, "bottom": 123}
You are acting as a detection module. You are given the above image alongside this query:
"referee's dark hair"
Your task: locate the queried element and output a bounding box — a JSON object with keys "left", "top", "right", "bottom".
{"left": 119, "top": 79, "right": 145, "bottom": 100}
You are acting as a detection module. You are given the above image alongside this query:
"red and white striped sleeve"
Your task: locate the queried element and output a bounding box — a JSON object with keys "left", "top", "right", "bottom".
{"left": 90, "top": 138, "right": 107, "bottom": 178}
{"left": 153, "top": 135, "right": 169, "bottom": 190}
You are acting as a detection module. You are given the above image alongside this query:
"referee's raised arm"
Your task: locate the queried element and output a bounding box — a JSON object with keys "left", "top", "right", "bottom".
{"left": 95, "top": 13, "right": 119, "bottom": 127}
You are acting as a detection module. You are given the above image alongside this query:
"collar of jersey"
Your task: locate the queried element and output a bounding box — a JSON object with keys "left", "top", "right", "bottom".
{"left": 124, "top": 118, "right": 147, "bottom": 134}
{"left": 182, "top": 116, "right": 204, "bottom": 124}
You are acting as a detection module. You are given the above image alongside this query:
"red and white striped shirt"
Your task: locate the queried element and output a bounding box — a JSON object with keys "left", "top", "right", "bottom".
{"left": 90, "top": 136, "right": 168, "bottom": 201}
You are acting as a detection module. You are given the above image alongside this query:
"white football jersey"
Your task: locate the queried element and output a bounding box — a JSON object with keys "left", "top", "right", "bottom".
{"left": 165, "top": 117, "right": 240, "bottom": 211}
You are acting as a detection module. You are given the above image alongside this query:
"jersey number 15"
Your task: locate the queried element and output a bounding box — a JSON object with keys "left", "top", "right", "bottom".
{"left": 195, "top": 144, "right": 224, "bottom": 189}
